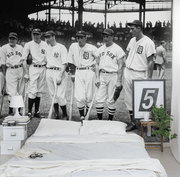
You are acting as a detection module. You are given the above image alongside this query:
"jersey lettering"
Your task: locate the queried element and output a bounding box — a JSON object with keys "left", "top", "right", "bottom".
{"left": 137, "top": 45, "right": 143, "bottom": 54}
{"left": 6, "top": 51, "right": 22, "bottom": 58}
{"left": 99, "top": 51, "right": 116, "bottom": 60}
{"left": 83, "top": 52, "right": 89, "bottom": 60}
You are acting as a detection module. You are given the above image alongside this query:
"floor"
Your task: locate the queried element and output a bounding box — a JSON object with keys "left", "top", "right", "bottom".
{"left": 0, "top": 147, "right": 180, "bottom": 176}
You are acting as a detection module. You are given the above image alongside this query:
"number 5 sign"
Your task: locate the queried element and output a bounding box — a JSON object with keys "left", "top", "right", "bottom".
{"left": 132, "top": 79, "right": 166, "bottom": 119}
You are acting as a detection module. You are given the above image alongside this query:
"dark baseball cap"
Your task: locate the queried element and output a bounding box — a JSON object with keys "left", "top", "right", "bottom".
{"left": 32, "top": 28, "right": 41, "bottom": 34}
{"left": 127, "top": 20, "right": 143, "bottom": 27}
{"left": 9, "top": 32, "right": 18, "bottom": 39}
{"left": 75, "top": 31, "right": 86, "bottom": 37}
{"left": 102, "top": 29, "right": 114, "bottom": 36}
{"left": 44, "top": 30, "right": 55, "bottom": 37}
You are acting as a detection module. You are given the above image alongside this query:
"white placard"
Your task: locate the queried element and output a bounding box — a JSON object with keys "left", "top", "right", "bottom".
{"left": 132, "top": 79, "right": 166, "bottom": 119}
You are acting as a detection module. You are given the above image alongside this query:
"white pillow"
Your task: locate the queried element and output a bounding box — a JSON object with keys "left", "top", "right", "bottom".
{"left": 80, "top": 120, "right": 127, "bottom": 135}
{"left": 33, "top": 119, "right": 81, "bottom": 136}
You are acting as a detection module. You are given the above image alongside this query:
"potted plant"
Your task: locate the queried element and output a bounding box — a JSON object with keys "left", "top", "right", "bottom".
{"left": 150, "top": 104, "right": 177, "bottom": 140}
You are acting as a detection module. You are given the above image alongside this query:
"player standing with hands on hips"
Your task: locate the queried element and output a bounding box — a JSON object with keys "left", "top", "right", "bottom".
{"left": 95, "top": 29, "right": 125, "bottom": 121}
{"left": 44, "top": 30, "right": 68, "bottom": 120}
{"left": 67, "top": 31, "right": 97, "bottom": 119}
{"left": 23, "top": 29, "right": 47, "bottom": 118}
{"left": 1, "top": 33, "right": 28, "bottom": 115}
{"left": 124, "top": 20, "right": 156, "bottom": 131}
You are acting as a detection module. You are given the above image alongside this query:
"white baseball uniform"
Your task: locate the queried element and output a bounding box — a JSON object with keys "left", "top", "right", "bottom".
{"left": 155, "top": 45, "right": 166, "bottom": 69}
{"left": 0, "top": 48, "right": 5, "bottom": 97}
{"left": 23, "top": 40, "right": 47, "bottom": 99}
{"left": 124, "top": 35, "right": 156, "bottom": 111}
{"left": 67, "top": 43, "right": 97, "bottom": 109}
{"left": 1, "top": 44, "right": 25, "bottom": 100}
{"left": 46, "top": 43, "right": 68, "bottom": 106}
{"left": 95, "top": 43, "right": 125, "bottom": 117}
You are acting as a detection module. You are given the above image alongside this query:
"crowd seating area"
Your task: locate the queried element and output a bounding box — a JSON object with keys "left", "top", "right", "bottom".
{"left": 0, "top": 18, "right": 172, "bottom": 51}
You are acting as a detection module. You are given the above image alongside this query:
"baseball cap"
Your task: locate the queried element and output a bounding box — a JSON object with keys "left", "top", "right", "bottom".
{"left": 44, "top": 30, "right": 55, "bottom": 37}
{"left": 102, "top": 29, "right": 114, "bottom": 36}
{"left": 127, "top": 20, "right": 143, "bottom": 27}
{"left": 32, "top": 28, "right": 41, "bottom": 35}
{"left": 75, "top": 31, "right": 86, "bottom": 37}
{"left": 9, "top": 32, "right": 18, "bottom": 39}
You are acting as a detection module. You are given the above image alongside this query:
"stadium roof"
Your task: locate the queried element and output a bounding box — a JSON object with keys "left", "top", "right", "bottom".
{"left": 0, "top": 0, "right": 171, "bottom": 20}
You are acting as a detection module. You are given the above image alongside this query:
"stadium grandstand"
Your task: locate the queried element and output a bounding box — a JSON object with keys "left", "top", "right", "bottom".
{"left": 0, "top": 0, "right": 172, "bottom": 51}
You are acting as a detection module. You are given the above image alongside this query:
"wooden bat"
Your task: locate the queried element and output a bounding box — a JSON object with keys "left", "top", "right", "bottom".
{"left": 69, "top": 81, "right": 75, "bottom": 121}
{"left": 22, "top": 82, "right": 28, "bottom": 116}
{"left": 85, "top": 86, "right": 98, "bottom": 120}
{"left": 48, "top": 86, "right": 58, "bottom": 119}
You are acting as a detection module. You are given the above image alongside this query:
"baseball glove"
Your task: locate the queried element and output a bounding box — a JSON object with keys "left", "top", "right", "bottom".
{"left": 68, "top": 63, "right": 76, "bottom": 75}
{"left": 26, "top": 53, "right": 32, "bottom": 65}
{"left": 113, "top": 85, "right": 123, "bottom": 101}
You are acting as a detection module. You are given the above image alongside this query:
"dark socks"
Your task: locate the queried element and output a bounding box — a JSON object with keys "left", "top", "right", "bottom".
{"left": 60, "top": 105, "right": 67, "bottom": 116}
{"left": 35, "top": 97, "right": 40, "bottom": 113}
{"left": 28, "top": 98, "right": 35, "bottom": 113}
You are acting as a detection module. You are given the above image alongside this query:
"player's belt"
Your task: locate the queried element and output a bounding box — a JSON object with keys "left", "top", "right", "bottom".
{"left": 100, "top": 69, "right": 117, "bottom": 74}
{"left": 47, "top": 67, "right": 61, "bottom": 71}
{"left": 33, "top": 64, "right": 46, "bottom": 68}
{"left": 8, "top": 64, "right": 23, "bottom": 69}
{"left": 76, "top": 66, "right": 91, "bottom": 70}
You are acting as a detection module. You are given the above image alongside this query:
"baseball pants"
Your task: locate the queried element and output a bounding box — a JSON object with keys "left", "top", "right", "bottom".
{"left": 0, "top": 72, "right": 5, "bottom": 97}
{"left": 28, "top": 65, "right": 46, "bottom": 99}
{"left": 75, "top": 69, "right": 96, "bottom": 108}
{"left": 124, "top": 67, "right": 147, "bottom": 111}
{"left": 46, "top": 69, "right": 68, "bottom": 106}
{"left": 6, "top": 67, "right": 25, "bottom": 100}
{"left": 95, "top": 72, "right": 117, "bottom": 109}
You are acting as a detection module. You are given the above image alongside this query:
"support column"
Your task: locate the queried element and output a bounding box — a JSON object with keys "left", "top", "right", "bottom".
{"left": 78, "top": 0, "right": 83, "bottom": 30}
{"left": 104, "top": 0, "right": 107, "bottom": 29}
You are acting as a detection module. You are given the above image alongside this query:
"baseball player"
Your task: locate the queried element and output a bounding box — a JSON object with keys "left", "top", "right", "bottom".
{"left": 44, "top": 30, "right": 68, "bottom": 119}
{"left": 1, "top": 32, "right": 26, "bottom": 115}
{"left": 155, "top": 40, "right": 167, "bottom": 79}
{"left": 95, "top": 29, "right": 125, "bottom": 121}
{"left": 124, "top": 20, "right": 156, "bottom": 131}
{"left": 23, "top": 28, "right": 47, "bottom": 118}
{"left": 67, "top": 31, "right": 97, "bottom": 119}
{"left": 0, "top": 47, "right": 5, "bottom": 97}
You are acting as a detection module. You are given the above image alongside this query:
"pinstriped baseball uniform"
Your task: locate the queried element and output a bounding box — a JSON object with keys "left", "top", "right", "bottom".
{"left": 0, "top": 48, "right": 5, "bottom": 97}
{"left": 124, "top": 36, "right": 156, "bottom": 111}
{"left": 67, "top": 42, "right": 97, "bottom": 113}
{"left": 1, "top": 43, "right": 25, "bottom": 100}
{"left": 23, "top": 40, "right": 47, "bottom": 99}
{"left": 46, "top": 43, "right": 68, "bottom": 106}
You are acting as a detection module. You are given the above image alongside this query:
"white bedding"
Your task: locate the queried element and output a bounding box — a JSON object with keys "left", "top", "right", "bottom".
{"left": 0, "top": 133, "right": 167, "bottom": 177}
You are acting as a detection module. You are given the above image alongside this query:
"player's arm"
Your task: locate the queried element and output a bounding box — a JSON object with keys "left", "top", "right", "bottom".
{"left": 146, "top": 54, "right": 155, "bottom": 79}
{"left": 95, "top": 56, "right": 100, "bottom": 88}
{"left": 116, "top": 56, "right": 124, "bottom": 87}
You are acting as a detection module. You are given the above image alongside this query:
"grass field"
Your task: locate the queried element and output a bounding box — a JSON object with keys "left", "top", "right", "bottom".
{"left": 0, "top": 62, "right": 172, "bottom": 142}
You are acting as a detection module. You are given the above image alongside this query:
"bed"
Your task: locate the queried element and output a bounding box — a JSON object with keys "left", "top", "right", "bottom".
{"left": 0, "top": 119, "right": 167, "bottom": 177}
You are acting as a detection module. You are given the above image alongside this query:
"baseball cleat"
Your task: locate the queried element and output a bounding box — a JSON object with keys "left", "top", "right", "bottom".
{"left": 126, "top": 122, "right": 137, "bottom": 132}
{"left": 34, "top": 112, "right": 45, "bottom": 118}
{"left": 27, "top": 112, "right": 33, "bottom": 119}
{"left": 62, "top": 115, "right": 68, "bottom": 120}
{"left": 54, "top": 114, "right": 60, "bottom": 119}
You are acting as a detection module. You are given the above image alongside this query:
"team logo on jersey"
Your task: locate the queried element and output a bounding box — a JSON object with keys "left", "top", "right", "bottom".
{"left": 53, "top": 52, "right": 59, "bottom": 58}
{"left": 83, "top": 52, "right": 89, "bottom": 60}
{"left": 41, "top": 49, "right": 45, "bottom": 54}
{"left": 137, "top": 45, "right": 143, "bottom": 54}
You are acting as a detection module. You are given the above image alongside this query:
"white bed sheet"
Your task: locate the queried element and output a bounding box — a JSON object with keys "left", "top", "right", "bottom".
{"left": 0, "top": 133, "right": 167, "bottom": 177}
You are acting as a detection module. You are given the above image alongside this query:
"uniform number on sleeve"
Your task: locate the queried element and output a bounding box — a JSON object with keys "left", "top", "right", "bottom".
{"left": 139, "top": 88, "right": 159, "bottom": 111}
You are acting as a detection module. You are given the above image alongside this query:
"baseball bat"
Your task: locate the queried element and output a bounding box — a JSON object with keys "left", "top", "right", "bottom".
{"left": 48, "top": 85, "right": 58, "bottom": 119}
{"left": 22, "top": 82, "right": 28, "bottom": 116}
{"left": 0, "top": 88, "right": 5, "bottom": 118}
{"left": 85, "top": 86, "right": 98, "bottom": 120}
{"left": 69, "top": 81, "right": 75, "bottom": 121}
